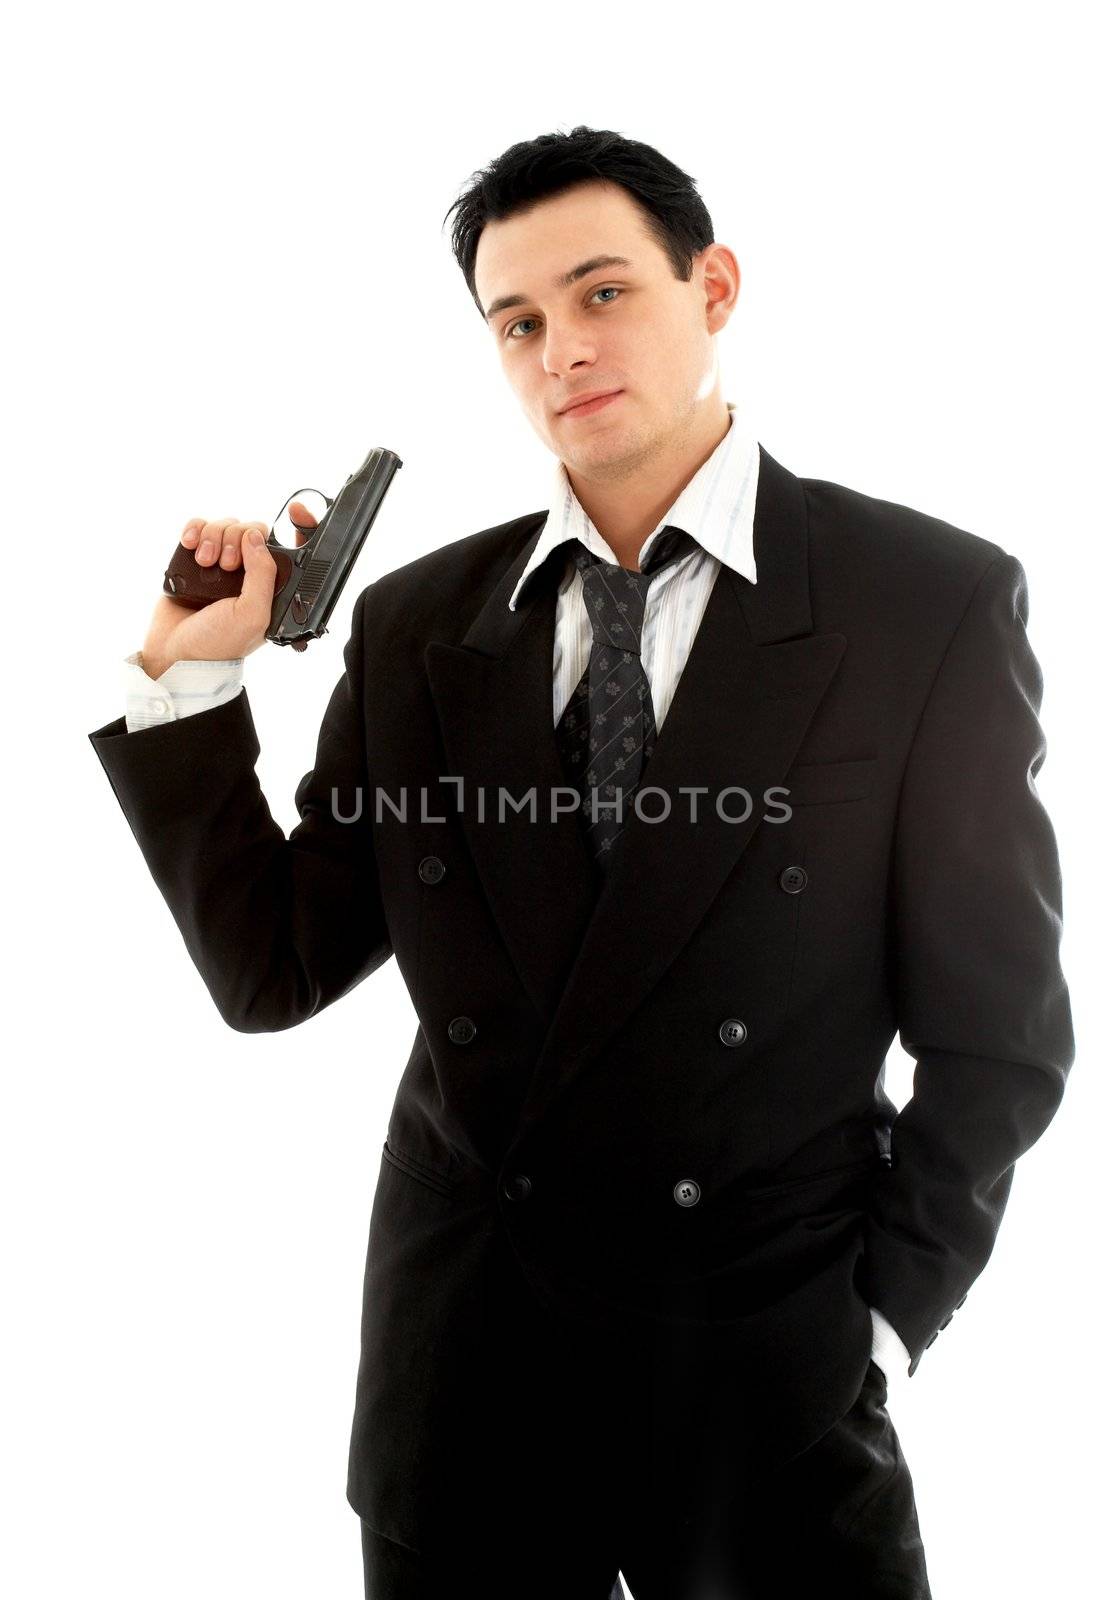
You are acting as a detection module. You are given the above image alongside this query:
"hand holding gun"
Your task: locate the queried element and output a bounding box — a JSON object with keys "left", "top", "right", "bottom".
{"left": 141, "top": 445, "right": 403, "bottom": 679}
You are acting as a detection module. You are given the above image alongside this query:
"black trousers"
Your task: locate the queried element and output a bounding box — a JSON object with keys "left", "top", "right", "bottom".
{"left": 358, "top": 1359, "right": 931, "bottom": 1598}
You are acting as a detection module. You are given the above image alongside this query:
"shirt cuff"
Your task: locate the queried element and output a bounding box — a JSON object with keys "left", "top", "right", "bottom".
{"left": 123, "top": 650, "right": 245, "bottom": 732}
{"left": 869, "top": 1306, "right": 912, "bottom": 1386}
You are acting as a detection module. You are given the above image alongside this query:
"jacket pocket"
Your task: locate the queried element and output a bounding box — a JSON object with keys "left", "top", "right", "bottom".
{"left": 779, "top": 756, "right": 878, "bottom": 807}
{"left": 382, "top": 1138, "right": 457, "bottom": 1197}
{"left": 739, "top": 1153, "right": 886, "bottom": 1200}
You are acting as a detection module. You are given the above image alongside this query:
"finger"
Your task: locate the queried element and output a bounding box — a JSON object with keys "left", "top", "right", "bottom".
{"left": 218, "top": 522, "right": 248, "bottom": 569}
{"left": 181, "top": 519, "right": 202, "bottom": 548}
{"left": 288, "top": 499, "right": 318, "bottom": 526}
{"left": 218, "top": 521, "right": 269, "bottom": 569}
{"left": 289, "top": 499, "right": 318, "bottom": 540}
{"left": 195, "top": 518, "right": 236, "bottom": 565}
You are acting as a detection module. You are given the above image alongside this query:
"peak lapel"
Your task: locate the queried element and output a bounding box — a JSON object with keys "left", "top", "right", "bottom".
{"left": 424, "top": 520, "right": 602, "bottom": 1023}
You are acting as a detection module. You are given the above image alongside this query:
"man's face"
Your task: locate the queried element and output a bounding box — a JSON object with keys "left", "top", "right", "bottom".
{"left": 473, "top": 179, "right": 733, "bottom": 479}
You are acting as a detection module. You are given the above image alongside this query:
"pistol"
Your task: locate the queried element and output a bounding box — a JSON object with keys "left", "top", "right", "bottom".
{"left": 162, "top": 445, "right": 404, "bottom": 651}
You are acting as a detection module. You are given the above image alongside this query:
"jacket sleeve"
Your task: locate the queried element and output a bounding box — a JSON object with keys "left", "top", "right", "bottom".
{"left": 88, "top": 587, "right": 393, "bottom": 1032}
{"left": 862, "top": 551, "right": 1075, "bottom": 1372}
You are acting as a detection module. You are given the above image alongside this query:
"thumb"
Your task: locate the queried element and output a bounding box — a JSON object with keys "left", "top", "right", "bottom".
{"left": 237, "top": 526, "right": 278, "bottom": 616}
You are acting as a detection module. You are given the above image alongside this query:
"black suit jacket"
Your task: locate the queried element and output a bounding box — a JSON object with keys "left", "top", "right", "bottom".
{"left": 88, "top": 444, "right": 1074, "bottom": 1547}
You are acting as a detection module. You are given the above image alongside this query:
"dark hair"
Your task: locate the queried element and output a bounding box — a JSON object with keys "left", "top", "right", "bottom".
{"left": 443, "top": 124, "right": 716, "bottom": 318}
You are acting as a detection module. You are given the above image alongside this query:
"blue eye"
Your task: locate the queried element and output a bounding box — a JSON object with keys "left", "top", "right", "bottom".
{"left": 506, "top": 286, "right": 623, "bottom": 340}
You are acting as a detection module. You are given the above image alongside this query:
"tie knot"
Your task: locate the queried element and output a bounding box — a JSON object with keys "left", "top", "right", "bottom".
{"left": 573, "top": 524, "right": 695, "bottom": 653}
{"left": 641, "top": 523, "right": 696, "bottom": 576}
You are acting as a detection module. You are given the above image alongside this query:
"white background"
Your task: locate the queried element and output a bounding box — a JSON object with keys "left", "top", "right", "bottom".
{"left": 4, "top": 3, "right": 1111, "bottom": 1595}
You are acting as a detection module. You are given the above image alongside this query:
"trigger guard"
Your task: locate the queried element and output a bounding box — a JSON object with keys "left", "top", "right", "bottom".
{"left": 270, "top": 486, "right": 335, "bottom": 542}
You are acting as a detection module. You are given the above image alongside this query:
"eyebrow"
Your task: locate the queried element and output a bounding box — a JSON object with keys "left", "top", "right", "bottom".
{"left": 483, "top": 254, "right": 635, "bottom": 321}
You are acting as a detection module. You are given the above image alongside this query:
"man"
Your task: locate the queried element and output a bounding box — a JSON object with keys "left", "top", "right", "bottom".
{"left": 88, "top": 126, "right": 1074, "bottom": 1598}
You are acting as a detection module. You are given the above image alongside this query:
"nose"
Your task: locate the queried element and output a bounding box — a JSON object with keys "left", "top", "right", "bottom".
{"left": 542, "top": 323, "right": 598, "bottom": 379}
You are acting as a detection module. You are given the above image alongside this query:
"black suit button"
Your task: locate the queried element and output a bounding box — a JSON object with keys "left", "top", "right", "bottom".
{"left": 418, "top": 855, "right": 446, "bottom": 884}
{"left": 673, "top": 1178, "right": 701, "bottom": 1207}
{"left": 719, "top": 1018, "right": 748, "bottom": 1047}
{"left": 503, "top": 1174, "right": 532, "bottom": 1201}
{"left": 779, "top": 865, "right": 808, "bottom": 894}
{"left": 448, "top": 1015, "right": 476, "bottom": 1044}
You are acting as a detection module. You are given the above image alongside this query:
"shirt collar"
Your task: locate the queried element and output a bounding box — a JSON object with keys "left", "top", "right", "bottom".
{"left": 508, "top": 401, "right": 759, "bottom": 611}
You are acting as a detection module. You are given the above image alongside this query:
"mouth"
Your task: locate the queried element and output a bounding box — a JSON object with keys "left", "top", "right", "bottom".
{"left": 558, "top": 389, "right": 624, "bottom": 419}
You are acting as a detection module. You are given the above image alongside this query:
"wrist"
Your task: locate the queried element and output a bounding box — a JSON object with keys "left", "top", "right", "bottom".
{"left": 139, "top": 648, "right": 175, "bottom": 680}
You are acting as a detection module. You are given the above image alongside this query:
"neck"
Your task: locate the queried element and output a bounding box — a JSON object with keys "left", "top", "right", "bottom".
{"left": 564, "top": 400, "right": 732, "bottom": 568}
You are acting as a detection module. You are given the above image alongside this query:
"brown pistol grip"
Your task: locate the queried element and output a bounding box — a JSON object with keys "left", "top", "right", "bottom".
{"left": 163, "top": 541, "right": 293, "bottom": 608}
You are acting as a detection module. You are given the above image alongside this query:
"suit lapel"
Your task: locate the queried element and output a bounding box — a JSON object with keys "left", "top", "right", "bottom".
{"left": 425, "top": 444, "right": 848, "bottom": 1136}
{"left": 424, "top": 527, "right": 602, "bottom": 1024}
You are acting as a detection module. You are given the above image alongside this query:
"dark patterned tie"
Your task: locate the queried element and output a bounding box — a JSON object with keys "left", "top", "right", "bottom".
{"left": 555, "top": 524, "right": 696, "bottom": 872}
